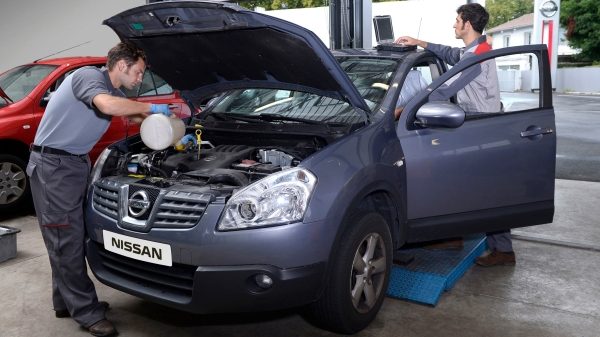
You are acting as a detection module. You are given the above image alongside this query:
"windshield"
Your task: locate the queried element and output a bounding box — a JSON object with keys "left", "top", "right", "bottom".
{"left": 0, "top": 64, "right": 57, "bottom": 106}
{"left": 337, "top": 57, "right": 398, "bottom": 111}
{"left": 208, "top": 88, "right": 368, "bottom": 125}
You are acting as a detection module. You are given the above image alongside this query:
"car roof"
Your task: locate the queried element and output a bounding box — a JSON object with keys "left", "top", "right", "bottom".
{"left": 332, "top": 48, "right": 431, "bottom": 60}
{"left": 31, "top": 56, "right": 106, "bottom": 66}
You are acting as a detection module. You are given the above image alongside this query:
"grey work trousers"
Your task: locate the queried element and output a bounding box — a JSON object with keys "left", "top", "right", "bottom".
{"left": 486, "top": 230, "right": 513, "bottom": 253}
{"left": 27, "top": 151, "right": 105, "bottom": 327}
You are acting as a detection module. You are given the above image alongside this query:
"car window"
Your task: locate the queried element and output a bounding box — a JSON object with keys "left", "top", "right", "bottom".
{"left": 209, "top": 88, "right": 367, "bottom": 124}
{"left": 42, "top": 65, "right": 104, "bottom": 104}
{"left": 337, "top": 57, "right": 399, "bottom": 111}
{"left": 411, "top": 65, "right": 434, "bottom": 85}
{"left": 122, "top": 70, "right": 174, "bottom": 98}
{"left": 0, "top": 64, "right": 57, "bottom": 104}
{"left": 496, "top": 53, "right": 541, "bottom": 113}
{"left": 431, "top": 51, "right": 542, "bottom": 118}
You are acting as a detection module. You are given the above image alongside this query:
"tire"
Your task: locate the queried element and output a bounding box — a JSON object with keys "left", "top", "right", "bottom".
{"left": 308, "top": 212, "right": 392, "bottom": 334}
{"left": 0, "top": 154, "right": 31, "bottom": 212}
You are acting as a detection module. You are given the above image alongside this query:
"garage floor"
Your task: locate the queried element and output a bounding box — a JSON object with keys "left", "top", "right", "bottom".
{"left": 1, "top": 179, "right": 599, "bottom": 337}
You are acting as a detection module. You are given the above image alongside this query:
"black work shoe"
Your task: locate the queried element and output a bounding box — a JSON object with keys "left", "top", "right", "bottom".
{"left": 476, "top": 250, "right": 516, "bottom": 267}
{"left": 55, "top": 301, "right": 110, "bottom": 318}
{"left": 87, "top": 319, "right": 118, "bottom": 337}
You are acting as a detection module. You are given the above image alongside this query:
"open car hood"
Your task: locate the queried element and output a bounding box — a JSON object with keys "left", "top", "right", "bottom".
{"left": 104, "top": 0, "right": 370, "bottom": 112}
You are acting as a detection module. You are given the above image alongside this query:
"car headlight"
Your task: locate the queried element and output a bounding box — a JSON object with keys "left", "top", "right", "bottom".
{"left": 218, "top": 167, "right": 317, "bottom": 231}
{"left": 89, "top": 148, "right": 112, "bottom": 187}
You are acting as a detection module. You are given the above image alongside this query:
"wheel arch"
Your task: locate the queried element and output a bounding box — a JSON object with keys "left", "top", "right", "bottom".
{"left": 313, "top": 177, "right": 406, "bottom": 301}
{"left": 0, "top": 139, "right": 31, "bottom": 160}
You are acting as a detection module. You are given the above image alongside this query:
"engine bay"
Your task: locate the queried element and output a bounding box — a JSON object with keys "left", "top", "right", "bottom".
{"left": 99, "top": 127, "right": 326, "bottom": 195}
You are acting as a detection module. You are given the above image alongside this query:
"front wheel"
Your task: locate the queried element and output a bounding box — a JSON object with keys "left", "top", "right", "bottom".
{"left": 308, "top": 212, "right": 392, "bottom": 334}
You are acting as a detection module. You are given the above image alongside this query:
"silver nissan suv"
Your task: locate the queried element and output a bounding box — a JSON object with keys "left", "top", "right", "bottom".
{"left": 85, "top": 1, "right": 556, "bottom": 333}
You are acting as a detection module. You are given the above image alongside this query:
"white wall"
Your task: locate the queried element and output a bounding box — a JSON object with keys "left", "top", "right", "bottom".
{"left": 0, "top": 0, "right": 469, "bottom": 72}
{"left": 0, "top": 0, "right": 145, "bottom": 71}
{"left": 556, "top": 67, "right": 600, "bottom": 93}
{"left": 264, "top": 0, "right": 467, "bottom": 49}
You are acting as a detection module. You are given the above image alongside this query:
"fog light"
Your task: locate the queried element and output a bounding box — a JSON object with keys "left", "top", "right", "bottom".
{"left": 254, "top": 274, "right": 273, "bottom": 289}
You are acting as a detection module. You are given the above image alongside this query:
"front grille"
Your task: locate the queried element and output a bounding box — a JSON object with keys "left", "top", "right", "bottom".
{"left": 153, "top": 191, "right": 214, "bottom": 228}
{"left": 92, "top": 180, "right": 120, "bottom": 220}
{"left": 128, "top": 184, "right": 160, "bottom": 220}
{"left": 92, "top": 178, "right": 215, "bottom": 230}
{"left": 95, "top": 241, "right": 196, "bottom": 300}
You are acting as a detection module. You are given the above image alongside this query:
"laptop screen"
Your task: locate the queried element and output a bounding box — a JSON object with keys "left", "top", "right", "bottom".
{"left": 373, "top": 15, "right": 394, "bottom": 43}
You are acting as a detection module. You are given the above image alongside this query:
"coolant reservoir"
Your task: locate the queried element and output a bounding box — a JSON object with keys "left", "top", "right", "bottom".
{"left": 140, "top": 114, "right": 185, "bottom": 150}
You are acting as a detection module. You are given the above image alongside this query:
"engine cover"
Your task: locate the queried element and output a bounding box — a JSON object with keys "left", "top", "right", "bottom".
{"left": 162, "top": 145, "right": 255, "bottom": 173}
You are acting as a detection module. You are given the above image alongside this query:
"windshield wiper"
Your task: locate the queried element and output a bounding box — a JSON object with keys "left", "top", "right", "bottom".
{"left": 0, "top": 85, "right": 13, "bottom": 104}
{"left": 207, "top": 112, "right": 270, "bottom": 123}
{"left": 254, "top": 113, "right": 324, "bottom": 125}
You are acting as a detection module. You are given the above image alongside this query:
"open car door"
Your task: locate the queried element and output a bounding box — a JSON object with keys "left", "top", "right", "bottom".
{"left": 397, "top": 44, "right": 555, "bottom": 242}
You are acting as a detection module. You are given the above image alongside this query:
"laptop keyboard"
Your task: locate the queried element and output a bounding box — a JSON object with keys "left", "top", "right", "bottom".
{"left": 376, "top": 43, "right": 417, "bottom": 52}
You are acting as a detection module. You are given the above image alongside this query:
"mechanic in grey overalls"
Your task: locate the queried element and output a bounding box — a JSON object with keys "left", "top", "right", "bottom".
{"left": 396, "top": 3, "right": 516, "bottom": 267}
{"left": 27, "top": 42, "right": 172, "bottom": 337}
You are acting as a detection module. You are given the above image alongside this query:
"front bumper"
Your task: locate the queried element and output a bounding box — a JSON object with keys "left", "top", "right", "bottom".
{"left": 86, "top": 238, "right": 326, "bottom": 313}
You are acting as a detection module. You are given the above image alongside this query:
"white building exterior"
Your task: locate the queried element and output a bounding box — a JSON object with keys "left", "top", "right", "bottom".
{"left": 487, "top": 13, "right": 578, "bottom": 71}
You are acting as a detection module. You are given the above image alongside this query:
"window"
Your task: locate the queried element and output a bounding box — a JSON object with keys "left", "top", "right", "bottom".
{"left": 503, "top": 35, "right": 510, "bottom": 47}
{"left": 210, "top": 88, "right": 367, "bottom": 125}
{"left": 122, "top": 70, "right": 174, "bottom": 98}
{"left": 43, "top": 64, "right": 104, "bottom": 106}
{"left": 428, "top": 52, "right": 541, "bottom": 117}
{"left": 0, "top": 64, "right": 57, "bottom": 104}
{"left": 524, "top": 32, "right": 532, "bottom": 45}
{"left": 497, "top": 53, "right": 540, "bottom": 112}
{"left": 337, "top": 57, "right": 399, "bottom": 111}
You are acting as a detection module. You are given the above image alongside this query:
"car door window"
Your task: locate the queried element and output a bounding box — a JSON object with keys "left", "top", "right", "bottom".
{"left": 122, "top": 70, "right": 174, "bottom": 98}
{"left": 428, "top": 52, "right": 542, "bottom": 118}
{"left": 496, "top": 53, "right": 541, "bottom": 113}
{"left": 42, "top": 65, "right": 104, "bottom": 105}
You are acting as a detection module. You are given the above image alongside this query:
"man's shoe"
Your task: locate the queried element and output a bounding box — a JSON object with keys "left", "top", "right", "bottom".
{"left": 88, "top": 319, "right": 118, "bottom": 337}
{"left": 423, "top": 238, "right": 464, "bottom": 250}
{"left": 55, "top": 301, "right": 110, "bottom": 318}
{"left": 476, "top": 250, "right": 516, "bottom": 267}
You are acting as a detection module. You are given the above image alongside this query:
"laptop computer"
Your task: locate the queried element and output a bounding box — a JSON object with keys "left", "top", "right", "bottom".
{"left": 373, "top": 15, "right": 416, "bottom": 52}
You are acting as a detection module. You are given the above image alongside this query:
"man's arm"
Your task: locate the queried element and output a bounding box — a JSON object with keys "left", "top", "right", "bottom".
{"left": 92, "top": 93, "right": 151, "bottom": 117}
{"left": 396, "top": 36, "right": 462, "bottom": 66}
{"left": 424, "top": 43, "right": 462, "bottom": 66}
{"left": 395, "top": 36, "right": 428, "bottom": 49}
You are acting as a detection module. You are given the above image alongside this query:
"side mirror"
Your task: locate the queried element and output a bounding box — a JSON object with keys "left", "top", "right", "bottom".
{"left": 415, "top": 101, "right": 465, "bottom": 128}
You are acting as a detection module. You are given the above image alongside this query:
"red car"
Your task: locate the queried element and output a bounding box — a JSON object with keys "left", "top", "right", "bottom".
{"left": 0, "top": 56, "right": 192, "bottom": 211}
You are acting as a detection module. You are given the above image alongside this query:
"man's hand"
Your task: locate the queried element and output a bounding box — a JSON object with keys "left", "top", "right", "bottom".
{"left": 150, "top": 104, "right": 172, "bottom": 116}
{"left": 395, "top": 36, "right": 427, "bottom": 49}
{"left": 394, "top": 107, "right": 403, "bottom": 120}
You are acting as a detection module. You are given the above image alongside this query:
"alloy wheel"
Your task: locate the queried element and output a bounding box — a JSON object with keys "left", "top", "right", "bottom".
{"left": 350, "top": 232, "right": 387, "bottom": 313}
{"left": 0, "top": 161, "right": 27, "bottom": 205}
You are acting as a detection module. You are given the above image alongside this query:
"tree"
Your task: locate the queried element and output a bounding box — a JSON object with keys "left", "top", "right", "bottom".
{"left": 240, "top": 0, "right": 327, "bottom": 10}
{"left": 240, "top": 0, "right": 398, "bottom": 11}
{"left": 560, "top": 0, "right": 600, "bottom": 61}
{"left": 487, "top": 0, "right": 534, "bottom": 29}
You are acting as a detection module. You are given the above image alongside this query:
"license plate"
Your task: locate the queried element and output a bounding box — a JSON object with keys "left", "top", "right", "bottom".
{"left": 103, "top": 230, "right": 172, "bottom": 267}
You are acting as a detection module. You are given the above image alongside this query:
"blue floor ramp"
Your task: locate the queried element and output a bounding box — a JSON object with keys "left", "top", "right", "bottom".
{"left": 386, "top": 235, "right": 487, "bottom": 306}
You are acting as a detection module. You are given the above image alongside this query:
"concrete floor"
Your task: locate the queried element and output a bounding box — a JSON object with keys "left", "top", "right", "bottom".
{"left": 1, "top": 179, "right": 599, "bottom": 337}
